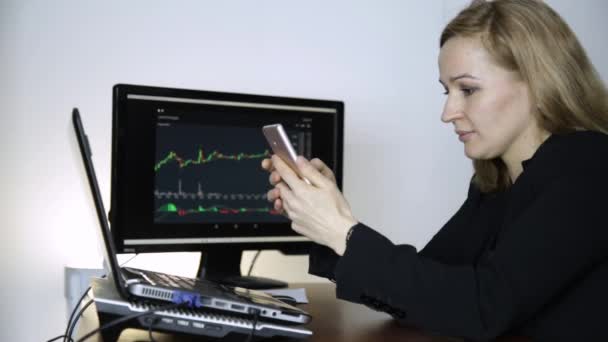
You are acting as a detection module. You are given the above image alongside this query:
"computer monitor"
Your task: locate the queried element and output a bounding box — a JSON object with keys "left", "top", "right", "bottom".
{"left": 111, "top": 84, "right": 344, "bottom": 288}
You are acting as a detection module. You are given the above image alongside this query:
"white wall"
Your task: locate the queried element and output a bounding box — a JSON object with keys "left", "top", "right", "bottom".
{"left": 1, "top": 1, "right": 606, "bottom": 341}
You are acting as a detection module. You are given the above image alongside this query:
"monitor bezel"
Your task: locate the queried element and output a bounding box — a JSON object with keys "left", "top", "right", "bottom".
{"left": 110, "top": 84, "right": 344, "bottom": 254}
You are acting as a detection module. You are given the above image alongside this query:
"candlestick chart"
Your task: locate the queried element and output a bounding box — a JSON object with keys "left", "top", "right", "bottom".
{"left": 153, "top": 123, "right": 291, "bottom": 224}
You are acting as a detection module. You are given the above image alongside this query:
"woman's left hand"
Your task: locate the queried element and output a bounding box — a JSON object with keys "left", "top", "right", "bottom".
{"left": 271, "top": 155, "right": 358, "bottom": 256}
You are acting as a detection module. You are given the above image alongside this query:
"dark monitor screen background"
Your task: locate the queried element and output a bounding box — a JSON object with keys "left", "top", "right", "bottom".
{"left": 154, "top": 118, "right": 309, "bottom": 224}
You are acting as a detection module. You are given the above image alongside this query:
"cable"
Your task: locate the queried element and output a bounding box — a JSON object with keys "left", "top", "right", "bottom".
{"left": 244, "top": 310, "right": 260, "bottom": 342}
{"left": 66, "top": 299, "right": 95, "bottom": 341}
{"left": 148, "top": 317, "right": 160, "bottom": 342}
{"left": 244, "top": 254, "right": 262, "bottom": 342}
{"left": 247, "top": 251, "right": 261, "bottom": 276}
{"left": 118, "top": 253, "right": 140, "bottom": 267}
{"left": 46, "top": 334, "right": 71, "bottom": 342}
{"left": 48, "top": 254, "right": 141, "bottom": 342}
{"left": 47, "top": 298, "right": 94, "bottom": 342}
{"left": 69, "top": 255, "right": 141, "bottom": 340}
{"left": 57, "top": 286, "right": 93, "bottom": 342}
{"left": 75, "top": 302, "right": 185, "bottom": 342}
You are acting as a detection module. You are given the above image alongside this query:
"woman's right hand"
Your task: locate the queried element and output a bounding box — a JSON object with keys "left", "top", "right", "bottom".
{"left": 261, "top": 157, "right": 337, "bottom": 213}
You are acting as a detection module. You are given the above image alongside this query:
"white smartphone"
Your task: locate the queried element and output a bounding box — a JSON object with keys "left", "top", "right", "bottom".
{"left": 262, "top": 123, "right": 311, "bottom": 185}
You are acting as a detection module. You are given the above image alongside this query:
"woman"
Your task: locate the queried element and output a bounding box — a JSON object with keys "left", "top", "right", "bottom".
{"left": 262, "top": 0, "right": 608, "bottom": 340}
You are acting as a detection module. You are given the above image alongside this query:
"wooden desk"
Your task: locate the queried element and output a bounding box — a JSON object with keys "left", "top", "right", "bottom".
{"left": 77, "top": 283, "right": 530, "bottom": 342}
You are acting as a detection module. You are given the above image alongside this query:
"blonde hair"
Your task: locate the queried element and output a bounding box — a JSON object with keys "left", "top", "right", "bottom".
{"left": 440, "top": 0, "right": 608, "bottom": 193}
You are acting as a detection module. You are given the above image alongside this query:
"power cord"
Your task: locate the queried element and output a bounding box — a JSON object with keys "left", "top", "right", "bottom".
{"left": 46, "top": 286, "right": 93, "bottom": 342}
{"left": 66, "top": 299, "right": 95, "bottom": 341}
{"left": 75, "top": 302, "right": 186, "bottom": 342}
{"left": 244, "top": 310, "right": 260, "bottom": 342}
{"left": 46, "top": 333, "right": 73, "bottom": 342}
{"left": 148, "top": 317, "right": 160, "bottom": 342}
{"left": 46, "top": 334, "right": 70, "bottom": 342}
{"left": 245, "top": 252, "right": 265, "bottom": 342}
{"left": 247, "top": 251, "right": 261, "bottom": 276}
{"left": 47, "top": 254, "right": 140, "bottom": 342}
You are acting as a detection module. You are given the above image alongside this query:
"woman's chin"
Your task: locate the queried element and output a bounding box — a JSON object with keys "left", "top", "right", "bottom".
{"left": 464, "top": 146, "right": 498, "bottom": 160}
{"left": 464, "top": 144, "right": 493, "bottom": 160}
{"left": 464, "top": 145, "right": 479, "bottom": 159}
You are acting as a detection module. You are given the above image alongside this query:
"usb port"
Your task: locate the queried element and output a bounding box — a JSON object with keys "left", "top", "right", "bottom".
{"left": 231, "top": 304, "right": 245, "bottom": 311}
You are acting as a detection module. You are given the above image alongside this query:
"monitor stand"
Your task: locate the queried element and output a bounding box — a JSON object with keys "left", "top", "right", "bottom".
{"left": 197, "top": 249, "right": 287, "bottom": 289}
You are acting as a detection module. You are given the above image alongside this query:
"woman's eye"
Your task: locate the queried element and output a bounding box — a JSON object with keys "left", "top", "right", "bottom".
{"left": 461, "top": 87, "right": 477, "bottom": 96}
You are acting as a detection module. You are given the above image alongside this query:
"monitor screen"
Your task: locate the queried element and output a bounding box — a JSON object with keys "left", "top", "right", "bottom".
{"left": 110, "top": 84, "right": 343, "bottom": 286}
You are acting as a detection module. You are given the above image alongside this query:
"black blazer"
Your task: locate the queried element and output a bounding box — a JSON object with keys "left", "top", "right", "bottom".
{"left": 309, "top": 131, "right": 608, "bottom": 342}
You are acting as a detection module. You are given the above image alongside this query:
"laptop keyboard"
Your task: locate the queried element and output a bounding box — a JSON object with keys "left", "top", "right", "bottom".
{"left": 125, "top": 267, "right": 214, "bottom": 291}
{"left": 123, "top": 267, "right": 251, "bottom": 303}
{"left": 150, "top": 272, "right": 196, "bottom": 289}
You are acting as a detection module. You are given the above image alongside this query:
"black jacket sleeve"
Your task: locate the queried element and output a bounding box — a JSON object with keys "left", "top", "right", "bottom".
{"left": 308, "top": 181, "right": 484, "bottom": 280}
{"left": 329, "top": 165, "right": 608, "bottom": 341}
{"left": 308, "top": 242, "right": 340, "bottom": 281}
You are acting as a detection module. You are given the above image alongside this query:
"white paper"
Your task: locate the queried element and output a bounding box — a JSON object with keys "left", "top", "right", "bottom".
{"left": 261, "top": 287, "right": 308, "bottom": 304}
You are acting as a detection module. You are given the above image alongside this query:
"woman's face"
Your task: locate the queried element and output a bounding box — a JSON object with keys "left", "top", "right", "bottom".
{"left": 438, "top": 36, "right": 540, "bottom": 163}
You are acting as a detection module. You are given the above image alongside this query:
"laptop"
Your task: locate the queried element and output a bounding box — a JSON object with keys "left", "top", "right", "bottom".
{"left": 91, "top": 277, "right": 312, "bottom": 340}
{"left": 72, "top": 108, "right": 311, "bottom": 325}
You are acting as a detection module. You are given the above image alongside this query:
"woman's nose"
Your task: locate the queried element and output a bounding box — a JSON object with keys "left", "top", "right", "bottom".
{"left": 441, "top": 95, "right": 463, "bottom": 123}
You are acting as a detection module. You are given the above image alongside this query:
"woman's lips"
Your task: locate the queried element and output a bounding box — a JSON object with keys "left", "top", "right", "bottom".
{"left": 457, "top": 130, "right": 475, "bottom": 142}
